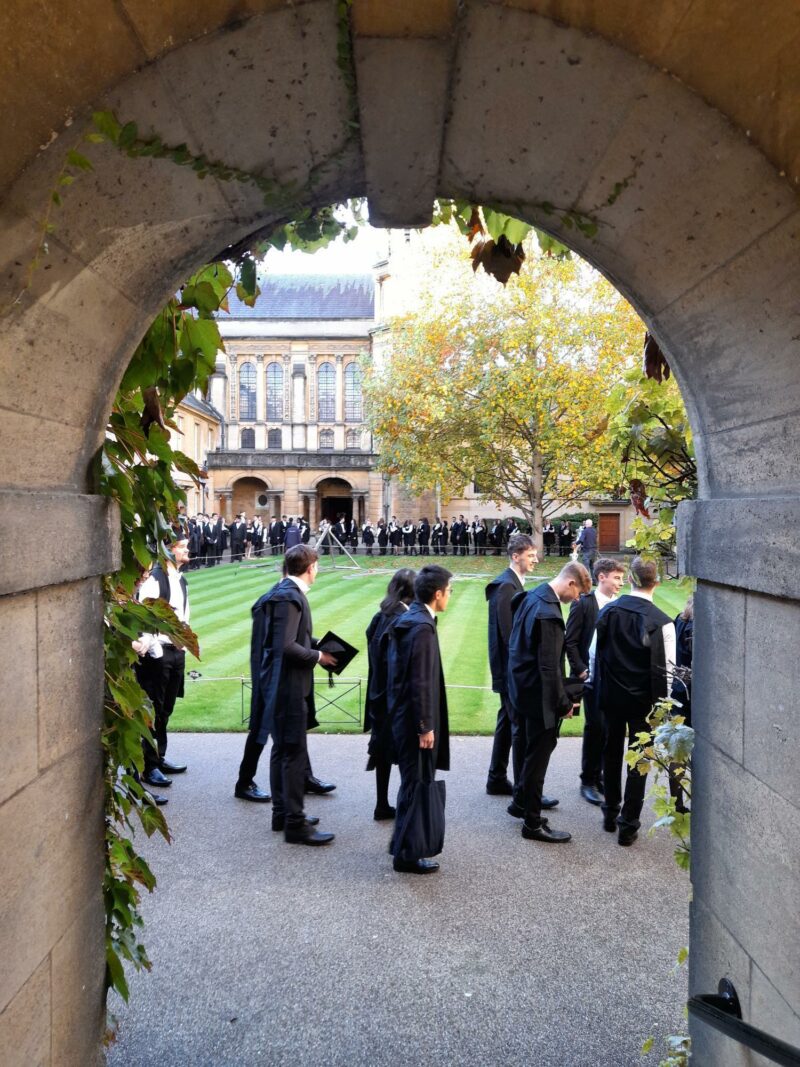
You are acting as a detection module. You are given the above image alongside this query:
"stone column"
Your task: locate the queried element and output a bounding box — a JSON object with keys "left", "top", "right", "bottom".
{"left": 335, "top": 354, "right": 344, "bottom": 423}
{"left": 227, "top": 355, "right": 238, "bottom": 447}
{"left": 255, "top": 354, "right": 265, "bottom": 428}
{"left": 292, "top": 362, "right": 306, "bottom": 451}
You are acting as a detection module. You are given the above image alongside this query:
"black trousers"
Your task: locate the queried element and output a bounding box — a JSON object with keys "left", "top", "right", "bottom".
{"left": 520, "top": 720, "right": 559, "bottom": 826}
{"left": 601, "top": 706, "right": 650, "bottom": 831}
{"left": 487, "top": 697, "right": 513, "bottom": 786}
{"left": 238, "top": 730, "right": 314, "bottom": 806}
{"left": 135, "top": 646, "right": 185, "bottom": 773}
{"left": 580, "top": 686, "right": 605, "bottom": 788}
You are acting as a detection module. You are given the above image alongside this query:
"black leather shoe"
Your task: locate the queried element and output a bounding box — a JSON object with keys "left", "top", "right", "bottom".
{"left": 603, "top": 815, "right": 618, "bottom": 832}
{"left": 272, "top": 814, "right": 319, "bottom": 832}
{"left": 159, "top": 760, "right": 187, "bottom": 775}
{"left": 143, "top": 768, "right": 172, "bottom": 788}
{"left": 507, "top": 801, "right": 525, "bottom": 818}
{"left": 285, "top": 826, "right": 335, "bottom": 845}
{"left": 618, "top": 828, "right": 639, "bottom": 846}
{"left": 145, "top": 792, "right": 169, "bottom": 806}
{"left": 374, "top": 805, "right": 396, "bottom": 821}
{"left": 541, "top": 795, "right": 559, "bottom": 809}
{"left": 393, "top": 858, "right": 440, "bottom": 874}
{"left": 581, "top": 784, "right": 603, "bottom": 806}
{"left": 522, "top": 819, "right": 571, "bottom": 843}
{"left": 486, "top": 779, "right": 514, "bottom": 796}
{"left": 234, "top": 782, "right": 271, "bottom": 803}
{"left": 305, "top": 776, "right": 336, "bottom": 795}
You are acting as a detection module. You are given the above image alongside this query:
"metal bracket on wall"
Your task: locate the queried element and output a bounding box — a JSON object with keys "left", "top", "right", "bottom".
{"left": 688, "top": 979, "right": 800, "bottom": 1066}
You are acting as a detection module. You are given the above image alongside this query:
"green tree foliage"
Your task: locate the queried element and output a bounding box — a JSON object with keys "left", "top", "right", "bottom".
{"left": 607, "top": 369, "right": 696, "bottom": 560}
{"left": 364, "top": 231, "right": 643, "bottom": 546}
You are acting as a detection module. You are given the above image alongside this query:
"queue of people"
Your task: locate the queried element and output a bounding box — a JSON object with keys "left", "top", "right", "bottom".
{"left": 133, "top": 530, "right": 690, "bottom": 870}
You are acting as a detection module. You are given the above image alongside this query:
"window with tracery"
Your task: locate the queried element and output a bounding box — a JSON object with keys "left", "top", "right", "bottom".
{"left": 318, "top": 362, "right": 335, "bottom": 422}
{"left": 266, "top": 361, "right": 283, "bottom": 420}
{"left": 319, "top": 428, "right": 334, "bottom": 450}
{"left": 240, "top": 427, "right": 255, "bottom": 448}
{"left": 267, "top": 429, "right": 282, "bottom": 449}
{"left": 239, "top": 361, "right": 257, "bottom": 421}
{"left": 344, "top": 362, "right": 362, "bottom": 421}
{"left": 345, "top": 429, "right": 360, "bottom": 449}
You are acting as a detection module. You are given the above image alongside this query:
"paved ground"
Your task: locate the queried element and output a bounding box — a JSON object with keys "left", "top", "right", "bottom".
{"left": 107, "top": 735, "right": 688, "bottom": 1067}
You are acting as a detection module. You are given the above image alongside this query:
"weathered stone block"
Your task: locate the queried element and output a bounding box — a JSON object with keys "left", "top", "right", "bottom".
{"left": 356, "top": 38, "right": 450, "bottom": 227}
{"left": 0, "top": 592, "right": 38, "bottom": 805}
{"left": 690, "top": 582, "right": 745, "bottom": 764}
{"left": 0, "top": 742, "right": 104, "bottom": 1017}
{"left": 0, "top": 409, "right": 90, "bottom": 493}
{"left": 689, "top": 896, "right": 754, "bottom": 1067}
{"left": 37, "top": 578, "right": 104, "bottom": 771}
{"left": 51, "top": 894, "right": 106, "bottom": 1067}
{"left": 691, "top": 736, "right": 800, "bottom": 1013}
{"left": 679, "top": 498, "right": 800, "bottom": 601}
{"left": 441, "top": 5, "right": 653, "bottom": 207}
{"left": 741, "top": 593, "right": 800, "bottom": 808}
{"left": 650, "top": 211, "right": 800, "bottom": 442}
{"left": 0, "top": 956, "right": 50, "bottom": 1067}
{"left": 0, "top": 491, "right": 120, "bottom": 597}
{"left": 750, "top": 958, "right": 800, "bottom": 1051}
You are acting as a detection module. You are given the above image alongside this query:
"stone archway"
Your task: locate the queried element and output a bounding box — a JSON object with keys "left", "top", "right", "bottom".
{"left": 1, "top": 4, "right": 799, "bottom": 1062}
{"left": 316, "top": 476, "right": 353, "bottom": 524}
{"left": 229, "top": 475, "right": 272, "bottom": 521}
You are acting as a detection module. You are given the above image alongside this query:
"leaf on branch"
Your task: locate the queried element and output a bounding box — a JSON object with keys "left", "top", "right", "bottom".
{"left": 140, "top": 386, "right": 167, "bottom": 435}
{"left": 470, "top": 235, "right": 525, "bottom": 285}
{"left": 642, "top": 331, "right": 671, "bottom": 383}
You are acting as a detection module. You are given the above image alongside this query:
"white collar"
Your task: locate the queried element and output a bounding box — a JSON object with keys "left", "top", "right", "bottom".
{"left": 629, "top": 587, "right": 655, "bottom": 602}
{"left": 287, "top": 574, "right": 310, "bottom": 595}
{"left": 424, "top": 602, "right": 436, "bottom": 619}
{"left": 594, "top": 587, "right": 615, "bottom": 609}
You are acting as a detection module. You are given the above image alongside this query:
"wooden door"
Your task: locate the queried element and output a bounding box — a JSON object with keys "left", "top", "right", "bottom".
{"left": 598, "top": 513, "right": 620, "bottom": 552}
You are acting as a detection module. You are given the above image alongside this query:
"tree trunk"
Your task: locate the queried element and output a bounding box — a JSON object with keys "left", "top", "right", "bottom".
{"left": 529, "top": 452, "right": 544, "bottom": 557}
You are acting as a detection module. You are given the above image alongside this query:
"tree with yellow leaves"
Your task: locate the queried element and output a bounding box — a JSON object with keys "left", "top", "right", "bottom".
{"left": 364, "top": 231, "right": 644, "bottom": 548}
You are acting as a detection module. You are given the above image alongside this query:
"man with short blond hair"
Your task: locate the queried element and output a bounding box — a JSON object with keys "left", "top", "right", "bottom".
{"left": 508, "top": 562, "right": 591, "bottom": 842}
{"left": 595, "top": 555, "right": 676, "bottom": 846}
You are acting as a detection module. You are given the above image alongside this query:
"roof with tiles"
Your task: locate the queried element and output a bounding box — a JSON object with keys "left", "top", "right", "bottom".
{"left": 221, "top": 274, "right": 375, "bottom": 321}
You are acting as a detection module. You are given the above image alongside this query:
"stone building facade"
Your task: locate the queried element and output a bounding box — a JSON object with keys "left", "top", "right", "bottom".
{"left": 206, "top": 274, "right": 387, "bottom": 527}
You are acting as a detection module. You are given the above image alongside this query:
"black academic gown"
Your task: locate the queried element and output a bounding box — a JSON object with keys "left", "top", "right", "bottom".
{"left": 363, "top": 604, "right": 406, "bottom": 765}
{"left": 595, "top": 595, "right": 670, "bottom": 718}
{"left": 387, "top": 601, "right": 450, "bottom": 772}
{"left": 486, "top": 567, "right": 524, "bottom": 696}
{"left": 507, "top": 584, "right": 573, "bottom": 730}
{"left": 248, "top": 578, "right": 319, "bottom": 746}
{"left": 564, "top": 592, "right": 600, "bottom": 680}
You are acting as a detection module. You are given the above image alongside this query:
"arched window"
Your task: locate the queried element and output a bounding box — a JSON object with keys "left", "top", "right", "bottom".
{"left": 319, "top": 428, "right": 334, "bottom": 450}
{"left": 266, "top": 361, "right": 283, "bottom": 420}
{"left": 344, "top": 362, "right": 362, "bottom": 421}
{"left": 345, "top": 429, "right": 360, "bottom": 450}
{"left": 239, "top": 361, "right": 256, "bottom": 420}
{"left": 318, "top": 362, "right": 335, "bottom": 422}
{"left": 267, "top": 428, "right": 282, "bottom": 449}
{"left": 240, "top": 427, "right": 255, "bottom": 449}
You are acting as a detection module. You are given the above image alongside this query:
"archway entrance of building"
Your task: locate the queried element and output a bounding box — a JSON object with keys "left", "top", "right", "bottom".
{"left": 316, "top": 477, "right": 353, "bottom": 524}
{"left": 2, "top": 3, "right": 799, "bottom": 1063}
{"left": 230, "top": 476, "right": 271, "bottom": 521}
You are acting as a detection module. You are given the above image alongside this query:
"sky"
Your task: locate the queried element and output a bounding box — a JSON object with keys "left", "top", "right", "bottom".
{"left": 262, "top": 220, "right": 390, "bottom": 276}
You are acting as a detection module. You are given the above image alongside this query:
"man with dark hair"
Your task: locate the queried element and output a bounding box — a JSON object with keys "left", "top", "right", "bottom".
{"left": 418, "top": 516, "right": 431, "bottom": 556}
{"left": 134, "top": 531, "right": 193, "bottom": 790}
{"left": 595, "top": 556, "right": 676, "bottom": 846}
{"left": 485, "top": 534, "right": 558, "bottom": 812}
{"left": 508, "top": 562, "right": 591, "bottom": 842}
{"left": 234, "top": 544, "right": 338, "bottom": 845}
{"left": 565, "top": 556, "right": 625, "bottom": 806}
{"left": 203, "top": 512, "right": 219, "bottom": 566}
{"left": 229, "top": 512, "right": 247, "bottom": 562}
{"left": 388, "top": 564, "right": 452, "bottom": 874}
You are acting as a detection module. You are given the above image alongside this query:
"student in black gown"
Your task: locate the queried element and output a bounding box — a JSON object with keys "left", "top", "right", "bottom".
{"left": 363, "top": 569, "right": 416, "bottom": 820}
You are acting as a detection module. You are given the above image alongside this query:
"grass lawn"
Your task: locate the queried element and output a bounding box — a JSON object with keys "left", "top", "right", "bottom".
{"left": 172, "top": 553, "right": 690, "bottom": 738}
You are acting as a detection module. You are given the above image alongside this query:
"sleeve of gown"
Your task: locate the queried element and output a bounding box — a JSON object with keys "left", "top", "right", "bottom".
{"left": 564, "top": 599, "right": 586, "bottom": 675}
{"left": 410, "top": 626, "right": 438, "bottom": 735}
{"left": 538, "top": 619, "right": 572, "bottom": 718}
{"left": 282, "top": 601, "right": 321, "bottom": 666}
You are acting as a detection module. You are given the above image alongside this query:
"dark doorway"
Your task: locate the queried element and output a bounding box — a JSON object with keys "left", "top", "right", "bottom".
{"left": 321, "top": 496, "right": 352, "bottom": 523}
{"left": 316, "top": 477, "right": 353, "bottom": 523}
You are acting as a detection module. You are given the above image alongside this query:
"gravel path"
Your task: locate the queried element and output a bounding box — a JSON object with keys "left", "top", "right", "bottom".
{"left": 107, "top": 734, "right": 688, "bottom": 1067}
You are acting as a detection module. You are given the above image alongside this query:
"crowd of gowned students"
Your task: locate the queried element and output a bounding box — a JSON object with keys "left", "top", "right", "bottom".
{"left": 133, "top": 533, "right": 692, "bottom": 873}
{"left": 175, "top": 506, "right": 591, "bottom": 568}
